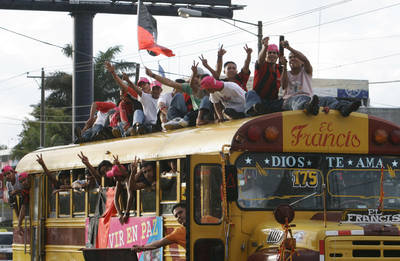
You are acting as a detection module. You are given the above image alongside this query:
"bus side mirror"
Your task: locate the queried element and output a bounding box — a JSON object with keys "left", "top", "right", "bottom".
{"left": 225, "top": 165, "right": 238, "bottom": 202}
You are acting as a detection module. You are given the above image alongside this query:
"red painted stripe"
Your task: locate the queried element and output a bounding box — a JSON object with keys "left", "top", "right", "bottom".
{"left": 338, "top": 230, "right": 351, "bottom": 236}
{"left": 319, "top": 240, "right": 325, "bottom": 254}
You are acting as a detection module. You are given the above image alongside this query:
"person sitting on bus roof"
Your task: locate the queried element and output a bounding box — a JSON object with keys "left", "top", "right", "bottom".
{"left": 121, "top": 73, "right": 162, "bottom": 135}
{"left": 281, "top": 40, "right": 361, "bottom": 116}
{"left": 75, "top": 101, "right": 117, "bottom": 143}
{"left": 145, "top": 64, "right": 215, "bottom": 129}
{"left": 132, "top": 202, "right": 186, "bottom": 252}
{"left": 200, "top": 76, "right": 246, "bottom": 121}
{"left": 245, "top": 37, "right": 285, "bottom": 116}
{"left": 199, "top": 44, "right": 252, "bottom": 92}
{"left": 105, "top": 61, "right": 146, "bottom": 137}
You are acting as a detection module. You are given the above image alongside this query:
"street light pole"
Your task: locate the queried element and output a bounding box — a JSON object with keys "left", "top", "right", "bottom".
{"left": 178, "top": 8, "right": 263, "bottom": 53}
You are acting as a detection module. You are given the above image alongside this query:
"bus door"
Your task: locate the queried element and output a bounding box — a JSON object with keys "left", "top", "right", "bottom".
{"left": 30, "top": 174, "right": 45, "bottom": 261}
{"left": 189, "top": 155, "right": 225, "bottom": 261}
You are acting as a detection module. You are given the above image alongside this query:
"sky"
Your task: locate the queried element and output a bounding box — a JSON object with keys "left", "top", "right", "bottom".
{"left": 1, "top": 0, "right": 400, "bottom": 148}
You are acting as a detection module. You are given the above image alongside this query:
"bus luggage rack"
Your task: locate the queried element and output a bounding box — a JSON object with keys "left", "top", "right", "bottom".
{"left": 326, "top": 237, "right": 400, "bottom": 260}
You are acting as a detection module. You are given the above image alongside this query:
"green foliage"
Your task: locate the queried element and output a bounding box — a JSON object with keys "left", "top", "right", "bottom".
{"left": 11, "top": 45, "right": 139, "bottom": 159}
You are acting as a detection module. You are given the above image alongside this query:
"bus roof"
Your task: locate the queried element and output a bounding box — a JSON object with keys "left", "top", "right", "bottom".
{"left": 16, "top": 118, "right": 253, "bottom": 173}
{"left": 16, "top": 110, "right": 400, "bottom": 174}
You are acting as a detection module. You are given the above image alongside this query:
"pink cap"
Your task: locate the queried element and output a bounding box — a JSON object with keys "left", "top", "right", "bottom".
{"left": 200, "top": 76, "right": 224, "bottom": 90}
{"left": 151, "top": 81, "right": 162, "bottom": 89}
{"left": 267, "top": 44, "right": 279, "bottom": 53}
{"left": 138, "top": 77, "right": 150, "bottom": 85}
{"left": 106, "top": 165, "right": 126, "bottom": 178}
{"left": 18, "top": 172, "right": 28, "bottom": 181}
{"left": 1, "top": 165, "right": 13, "bottom": 174}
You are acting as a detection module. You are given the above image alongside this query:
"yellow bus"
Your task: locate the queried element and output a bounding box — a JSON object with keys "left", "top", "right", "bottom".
{"left": 13, "top": 109, "right": 400, "bottom": 261}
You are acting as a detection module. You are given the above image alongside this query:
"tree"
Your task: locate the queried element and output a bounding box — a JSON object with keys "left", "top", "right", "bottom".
{"left": 12, "top": 45, "right": 139, "bottom": 159}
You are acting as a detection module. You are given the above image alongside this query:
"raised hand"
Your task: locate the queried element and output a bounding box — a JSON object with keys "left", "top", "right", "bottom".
{"left": 198, "top": 54, "right": 209, "bottom": 67}
{"left": 262, "top": 37, "right": 270, "bottom": 47}
{"left": 281, "top": 40, "right": 290, "bottom": 49}
{"left": 104, "top": 61, "right": 114, "bottom": 73}
{"left": 244, "top": 44, "right": 253, "bottom": 55}
{"left": 113, "top": 155, "right": 120, "bottom": 165}
{"left": 191, "top": 61, "right": 199, "bottom": 75}
{"left": 217, "top": 44, "right": 226, "bottom": 57}
{"left": 122, "top": 72, "right": 130, "bottom": 82}
{"left": 279, "top": 55, "right": 288, "bottom": 67}
{"left": 36, "top": 154, "right": 45, "bottom": 166}
{"left": 77, "top": 151, "right": 89, "bottom": 165}
{"left": 145, "top": 67, "right": 154, "bottom": 78}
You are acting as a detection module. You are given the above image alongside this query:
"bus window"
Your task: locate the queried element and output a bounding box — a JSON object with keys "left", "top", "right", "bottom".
{"left": 47, "top": 176, "right": 56, "bottom": 218}
{"left": 194, "top": 164, "right": 222, "bottom": 224}
{"left": 58, "top": 191, "right": 70, "bottom": 217}
{"left": 327, "top": 169, "right": 400, "bottom": 210}
{"left": 141, "top": 189, "right": 156, "bottom": 213}
{"left": 160, "top": 159, "right": 178, "bottom": 202}
{"left": 72, "top": 169, "right": 85, "bottom": 216}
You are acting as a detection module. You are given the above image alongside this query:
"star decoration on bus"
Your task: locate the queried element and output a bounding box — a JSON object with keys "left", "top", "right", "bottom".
{"left": 264, "top": 158, "right": 270, "bottom": 165}
{"left": 348, "top": 160, "right": 353, "bottom": 166}
{"left": 245, "top": 157, "right": 252, "bottom": 164}
{"left": 307, "top": 160, "right": 312, "bottom": 166}
{"left": 392, "top": 160, "right": 398, "bottom": 168}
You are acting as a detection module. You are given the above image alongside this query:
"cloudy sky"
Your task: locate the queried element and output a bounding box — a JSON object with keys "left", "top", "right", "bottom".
{"left": 1, "top": 0, "right": 400, "bottom": 148}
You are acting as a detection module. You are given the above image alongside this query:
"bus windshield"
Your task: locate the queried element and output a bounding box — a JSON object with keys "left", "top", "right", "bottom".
{"left": 236, "top": 153, "right": 400, "bottom": 211}
{"left": 327, "top": 169, "right": 400, "bottom": 210}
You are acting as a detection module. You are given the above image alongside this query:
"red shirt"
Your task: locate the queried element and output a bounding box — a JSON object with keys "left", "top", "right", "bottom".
{"left": 123, "top": 87, "right": 138, "bottom": 99}
{"left": 233, "top": 69, "right": 250, "bottom": 92}
{"left": 95, "top": 102, "right": 116, "bottom": 113}
{"left": 253, "top": 62, "right": 281, "bottom": 100}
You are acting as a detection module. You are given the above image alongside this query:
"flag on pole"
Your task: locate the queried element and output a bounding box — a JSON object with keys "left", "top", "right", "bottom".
{"left": 137, "top": 0, "right": 175, "bottom": 57}
{"left": 158, "top": 62, "right": 166, "bottom": 77}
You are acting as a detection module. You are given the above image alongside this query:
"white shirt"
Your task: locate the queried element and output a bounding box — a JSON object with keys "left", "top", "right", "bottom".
{"left": 158, "top": 92, "right": 173, "bottom": 110}
{"left": 94, "top": 111, "right": 108, "bottom": 126}
{"left": 140, "top": 93, "right": 159, "bottom": 125}
{"left": 6, "top": 173, "right": 22, "bottom": 193}
{"left": 209, "top": 81, "right": 246, "bottom": 112}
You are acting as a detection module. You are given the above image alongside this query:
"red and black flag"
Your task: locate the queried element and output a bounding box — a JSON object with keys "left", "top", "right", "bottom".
{"left": 137, "top": 0, "right": 175, "bottom": 57}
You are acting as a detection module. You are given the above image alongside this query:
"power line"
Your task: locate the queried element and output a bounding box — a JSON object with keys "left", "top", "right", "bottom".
{"left": 319, "top": 51, "right": 400, "bottom": 71}
{"left": 369, "top": 80, "right": 400, "bottom": 84}
{"left": 284, "top": 2, "right": 400, "bottom": 35}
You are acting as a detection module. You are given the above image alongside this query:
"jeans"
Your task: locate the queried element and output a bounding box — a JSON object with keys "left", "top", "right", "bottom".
{"left": 167, "top": 93, "right": 187, "bottom": 121}
{"left": 319, "top": 96, "right": 339, "bottom": 109}
{"left": 199, "top": 96, "right": 215, "bottom": 121}
{"left": 282, "top": 95, "right": 311, "bottom": 111}
{"left": 82, "top": 124, "right": 103, "bottom": 142}
{"left": 245, "top": 90, "right": 283, "bottom": 115}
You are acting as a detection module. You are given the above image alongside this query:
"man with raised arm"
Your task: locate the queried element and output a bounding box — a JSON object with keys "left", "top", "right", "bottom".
{"left": 281, "top": 40, "right": 361, "bottom": 116}
{"left": 121, "top": 73, "right": 162, "bottom": 135}
{"left": 105, "top": 61, "right": 148, "bottom": 136}
{"left": 131, "top": 202, "right": 186, "bottom": 252}
{"left": 200, "top": 76, "right": 246, "bottom": 121}
{"left": 245, "top": 37, "right": 285, "bottom": 116}
{"left": 145, "top": 63, "right": 214, "bottom": 129}
{"left": 199, "top": 44, "right": 252, "bottom": 92}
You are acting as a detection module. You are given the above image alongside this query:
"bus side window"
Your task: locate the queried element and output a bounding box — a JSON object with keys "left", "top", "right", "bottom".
{"left": 58, "top": 170, "right": 71, "bottom": 217}
{"left": 72, "top": 169, "right": 85, "bottom": 217}
{"left": 194, "top": 165, "right": 222, "bottom": 224}
{"left": 160, "top": 159, "right": 178, "bottom": 202}
{"left": 140, "top": 161, "right": 156, "bottom": 214}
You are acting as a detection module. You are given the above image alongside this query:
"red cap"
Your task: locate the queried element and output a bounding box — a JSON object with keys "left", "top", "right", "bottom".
{"left": 151, "top": 81, "right": 162, "bottom": 89}
{"left": 138, "top": 77, "right": 150, "bottom": 85}
{"left": 267, "top": 44, "right": 279, "bottom": 53}
{"left": 200, "top": 76, "right": 224, "bottom": 90}
{"left": 18, "top": 172, "right": 28, "bottom": 181}
{"left": 1, "top": 165, "right": 13, "bottom": 174}
{"left": 106, "top": 165, "right": 126, "bottom": 178}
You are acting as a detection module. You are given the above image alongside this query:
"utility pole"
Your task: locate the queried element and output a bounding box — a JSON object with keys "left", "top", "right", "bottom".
{"left": 27, "top": 68, "right": 45, "bottom": 148}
